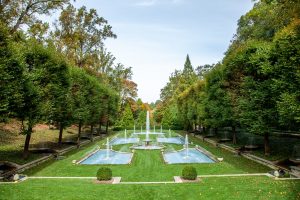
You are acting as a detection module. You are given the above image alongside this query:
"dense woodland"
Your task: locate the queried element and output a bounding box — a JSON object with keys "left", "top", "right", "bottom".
{"left": 0, "top": 0, "right": 148, "bottom": 159}
{"left": 154, "top": 0, "right": 300, "bottom": 155}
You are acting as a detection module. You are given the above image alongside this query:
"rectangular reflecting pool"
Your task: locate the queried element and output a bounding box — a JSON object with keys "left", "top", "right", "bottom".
{"left": 79, "top": 150, "right": 133, "bottom": 165}
{"left": 110, "top": 138, "right": 139, "bottom": 145}
{"left": 157, "top": 137, "right": 184, "bottom": 144}
{"left": 163, "top": 148, "right": 215, "bottom": 164}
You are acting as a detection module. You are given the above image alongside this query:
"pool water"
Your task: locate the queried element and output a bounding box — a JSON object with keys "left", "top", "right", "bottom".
{"left": 163, "top": 148, "right": 215, "bottom": 164}
{"left": 79, "top": 150, "right": 133, "bottom": 165}
{"left": 110, "top": 138, "right": 139, "bottom": 145}
{"left": 157, "top": 137, "right": 184, "bottom": 144}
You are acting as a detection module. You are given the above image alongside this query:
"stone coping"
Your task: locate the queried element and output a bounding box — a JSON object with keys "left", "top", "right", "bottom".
{"left": 2, "top": 173, "right": 299, "bottom": 184}
{"left": 173, "top": 176, "right": 201, "bottom": 183}
{"left": 93, "top": 177, "right": 121, "bottom": 184}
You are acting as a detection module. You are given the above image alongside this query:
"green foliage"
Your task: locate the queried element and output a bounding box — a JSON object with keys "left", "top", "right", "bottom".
{"left": 157, "top": 0, "right": 300, "bottom": 157}
{"left": 112, "top": 126, "right": 123, "bottom": 131}
{"left": 116, "top": 103, "right": 134, "bottom": 129}
{"left": 0, "top": 23, "right": 24, "bottom": 121}
{"left": 0, "top": 0, "right": 70, "bottom": 33}
{"left": 52, "top": 4, "right": 116, "bottom": 68}
{"left": 96, "top": 167, "right": 112, "bottom": 181}
{"left": 136, "top": 110, "right": 147, "bottom": 128}
{"left": 0, "top": 1, "right": 132, "bottom": 159}
{"left": 182, "top": 166, "right": 197, "bottom": 180}
{"left": 161, "top": 103, "right": 183, "bottom": 130}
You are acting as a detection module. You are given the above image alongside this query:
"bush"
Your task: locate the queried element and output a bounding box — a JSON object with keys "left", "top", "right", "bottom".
{"left": 97, "top": 167, "right": 112, "bottom": 181}
{"left": 112, "top": 126, "right": 123, "bottom": 131}
{"left": 182, "top": 166, "right": 197, "bottom": 180}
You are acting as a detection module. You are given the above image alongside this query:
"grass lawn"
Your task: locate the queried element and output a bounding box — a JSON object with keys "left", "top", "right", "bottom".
{"left": 0, "top": 177, "right": 299, "bottom": 200}
{"left": 1, "top": 130, "right": 299, "bottom": 199}
{"left": 23, "top": 131, "right": 270, "bottom": 181}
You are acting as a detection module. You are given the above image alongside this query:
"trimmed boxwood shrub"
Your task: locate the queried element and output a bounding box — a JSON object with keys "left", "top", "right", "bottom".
{"left": 97, "top": 167, "right": 112, "bottom": 181}
{"left": 182, "top": 166, "right": 197, "bottom": 180}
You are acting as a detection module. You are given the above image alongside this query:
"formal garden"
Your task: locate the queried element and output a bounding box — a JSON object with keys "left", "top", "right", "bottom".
{"left": 1, "top": 127, "right": 299, "bottom": 200}
{"left": 1, "top": 0, "right": 300, "bottom": 199}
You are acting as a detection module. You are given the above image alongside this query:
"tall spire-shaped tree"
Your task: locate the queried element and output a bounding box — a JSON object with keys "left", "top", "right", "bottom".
{"left": 183, "top": 54, "right": 193, "bottom": 75}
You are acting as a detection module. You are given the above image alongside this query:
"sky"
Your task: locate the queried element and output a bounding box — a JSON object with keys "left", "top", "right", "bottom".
{"left": 72, "top": 0, "right": 254, "bottom": 103}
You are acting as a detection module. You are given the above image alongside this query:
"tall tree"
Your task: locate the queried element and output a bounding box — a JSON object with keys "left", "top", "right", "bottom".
{"left": 52, "top": 4, "right": 116, "bottom": 68}
{"left": 0, "top": 0, "right": 70, "bottom": 33}
{"left": 19, "top": 40, "right": 70, "bottom": 158}
{"left": 0, "top": 23, "right": 24, "bottom": 121}
{"left": 117, "top": 103, "right": 134, "bottom": 130}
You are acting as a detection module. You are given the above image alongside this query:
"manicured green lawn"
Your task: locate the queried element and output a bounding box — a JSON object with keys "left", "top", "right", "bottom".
{"left": 1, "top": 131, "right": 299, "bottom": 200}
{"left": 23, "top": 131, "right": 270, "bottom": 181}
{"left": 0, "top": 177, "right": 299, "bottom": 200}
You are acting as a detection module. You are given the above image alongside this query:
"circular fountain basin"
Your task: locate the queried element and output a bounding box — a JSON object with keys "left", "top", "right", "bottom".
{"left": 79, "top": 150, "right": 133, "bottom": 165}
{"left": 163, "top": 148, "right": 215, "bottom": 164}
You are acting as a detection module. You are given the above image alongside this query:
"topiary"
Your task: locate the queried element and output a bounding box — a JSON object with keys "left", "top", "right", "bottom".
{"left": 97, "top": 167, "right": 112, "bottom": 181}
{"left": 182, "top": 166, "right": 197, "bottom": 180}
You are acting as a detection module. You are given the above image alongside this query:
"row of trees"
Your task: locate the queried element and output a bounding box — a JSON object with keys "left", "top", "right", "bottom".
{"left": 0, "top": 1, "right": 137, "bottom": 159}
{"left": 155, "top": 0, "right": 300, "bottom": 155}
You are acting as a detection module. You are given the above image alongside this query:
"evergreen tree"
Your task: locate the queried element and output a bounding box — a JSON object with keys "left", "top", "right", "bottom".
{"left": 118, "top": 103, "right": 134, "bottom": 129}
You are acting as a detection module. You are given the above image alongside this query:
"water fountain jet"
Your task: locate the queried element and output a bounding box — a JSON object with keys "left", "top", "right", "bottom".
{"left": 105, "top": 138, "right": 110, "bottom": 160}
{"left": 184, "top": 134, "right": 189, "bottom": 159}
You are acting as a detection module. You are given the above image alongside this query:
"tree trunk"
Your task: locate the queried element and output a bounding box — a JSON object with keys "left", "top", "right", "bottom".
{"left": 97, "top": 122, "right": 102, "bottom": 136}
{"left": 232, "top": 126, "right": 237, "bottom": 145}
{"left": 90, "top": 125, "right": 94, "bottom": 142}
{"left": 23, "top": 127, "right": 32, "bottom": 160}
{"left": 203, "top": 127, "right": 206, "bottom": 134}
{"left": 77, "top": 122, "right": 82, "bottom": 149}
{"left": 105, "top": 121, "right": 109, "bottom": 134}
{"left": 264, "top": 133, "right": 270, "bottom": 156}
{"left": 58, "top": 122, "right": 63, "bottom": 146}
